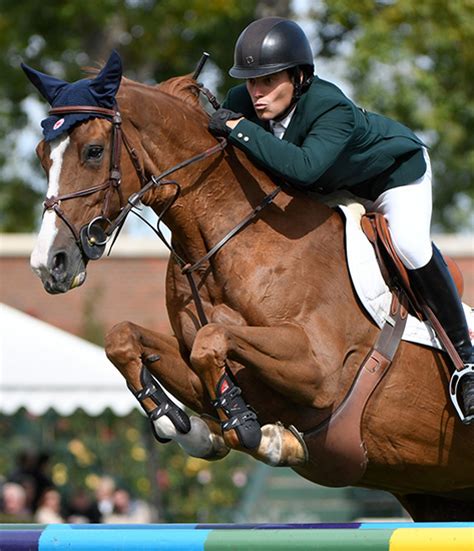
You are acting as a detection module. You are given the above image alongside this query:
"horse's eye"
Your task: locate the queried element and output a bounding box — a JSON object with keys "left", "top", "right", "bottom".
{"left": 85, "top": 145, "right": 104, "bottom": 161}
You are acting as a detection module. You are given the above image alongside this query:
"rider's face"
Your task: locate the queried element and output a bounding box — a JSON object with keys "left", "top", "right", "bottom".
{"left": 246, "top": 71, "right": 294, "bottom": 121}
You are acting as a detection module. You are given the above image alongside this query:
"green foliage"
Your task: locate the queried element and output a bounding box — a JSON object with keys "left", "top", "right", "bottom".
{"left": 4, "top": 1, "right": 470, "bottom": 231}
{"left": 0, "top": 177, "right": 42, "bottom": 231}
{"left": 0, "top": 0, "right": 261, "bottom": 232}
{"left": 0, "top": 408, "right": 253, "bottom": 522}
{"left": 312, "top": 1, "right": 474, "bottom": 231}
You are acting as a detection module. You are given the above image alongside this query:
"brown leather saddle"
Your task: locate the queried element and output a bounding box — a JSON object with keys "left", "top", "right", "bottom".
{"left": 361, "top": 212, "right": 465, "bottom": 370}
{"left": 361, "top": 212, "right": 464, "bottom": 317}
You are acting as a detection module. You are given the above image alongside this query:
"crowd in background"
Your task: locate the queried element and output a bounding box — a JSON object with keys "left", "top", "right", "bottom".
{"left": 0, "top": 450, "right": 155, "bottom": 524}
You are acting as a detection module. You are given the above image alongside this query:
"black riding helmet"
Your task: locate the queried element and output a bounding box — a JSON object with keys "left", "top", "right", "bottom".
{"left": 229, "top": 17, "right": 314, "bottom": 79}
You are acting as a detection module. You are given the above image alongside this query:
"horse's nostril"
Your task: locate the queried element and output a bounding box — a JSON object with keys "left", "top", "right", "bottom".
{"left": 51, "top": 251, "right": 67, "bottom": 280}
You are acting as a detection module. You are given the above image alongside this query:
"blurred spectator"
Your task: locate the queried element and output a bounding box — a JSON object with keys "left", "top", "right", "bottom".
{"left": 34, "top": 488, "right": 64, "bottom": 524}
{"left": 65, "top": 488, "right": 101, "bottom": 523}
{"left": 8, "top": 450, "right": 38, "bottom": 511}
{"left": 0, "top": 482, "right": 33, "bottom": 521}
{"left": 9, "top": 450, "right": 54, "bottom": 512}
{"left": 103, "top": 488, "right": 153, "bottom": 524}
{"left": 95, "top": 475, "right": 116, "bottom": 518}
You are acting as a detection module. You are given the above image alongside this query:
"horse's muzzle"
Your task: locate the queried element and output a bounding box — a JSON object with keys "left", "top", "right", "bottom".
{"left": 32, "top": 247, "right": 87, "bottom": 294}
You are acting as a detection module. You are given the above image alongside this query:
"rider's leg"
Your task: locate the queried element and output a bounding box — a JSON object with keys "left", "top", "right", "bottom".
{"left": 371, "top": 149, "right": 474, "bottom": 422}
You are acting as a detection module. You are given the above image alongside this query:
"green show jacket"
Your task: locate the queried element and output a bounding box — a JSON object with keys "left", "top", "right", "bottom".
{"left": 223, "top": 77, "right": 426, "bottom": 200}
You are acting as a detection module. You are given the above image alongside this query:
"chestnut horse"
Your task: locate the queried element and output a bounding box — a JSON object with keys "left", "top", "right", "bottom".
{"left": 28, "top": 69, "right": 473, "bottom": 520}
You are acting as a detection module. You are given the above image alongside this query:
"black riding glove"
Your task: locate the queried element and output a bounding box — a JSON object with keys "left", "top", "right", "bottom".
{"left": 208, "top": 108, "right": 244, "bottom": 137}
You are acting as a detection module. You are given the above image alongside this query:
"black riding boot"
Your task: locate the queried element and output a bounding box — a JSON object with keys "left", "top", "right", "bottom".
{"left": 409, "top": 246, "right": 474, "bottom": 423}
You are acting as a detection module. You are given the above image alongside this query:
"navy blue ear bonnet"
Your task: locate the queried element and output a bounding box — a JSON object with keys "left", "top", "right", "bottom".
{"left": 21, "top": 50, "right": 122, "bottom": 142}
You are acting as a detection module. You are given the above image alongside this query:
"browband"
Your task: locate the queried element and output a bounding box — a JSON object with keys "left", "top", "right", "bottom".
{"left": 49, "top": 105, "right": 116, "bottom": 117}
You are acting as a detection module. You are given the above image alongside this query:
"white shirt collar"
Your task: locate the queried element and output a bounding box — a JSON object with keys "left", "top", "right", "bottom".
{"left": 269, "top": 106, "right": 297, "bottom": 139}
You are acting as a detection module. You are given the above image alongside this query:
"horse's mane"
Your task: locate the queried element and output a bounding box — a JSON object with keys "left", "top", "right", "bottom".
{"left": 84, "top": 64, "right": 207, "bottom": 116}
{"left": 157, "top": 75, "right": 204, "bottom": 111}
{"left": 120, "top": 74, "right": 208, "bottom": 118}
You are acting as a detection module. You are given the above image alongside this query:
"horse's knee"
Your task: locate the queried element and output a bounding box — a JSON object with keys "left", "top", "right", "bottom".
{"left": 190, "top": 324, "right": 229, "bottom": 375}
{"left": 105, "top": 321, "right": 141, "bottom": 366}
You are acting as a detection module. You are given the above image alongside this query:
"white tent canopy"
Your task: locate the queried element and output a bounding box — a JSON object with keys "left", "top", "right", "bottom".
{"left": 0, "top": 303, "right": 139, "bottom": 416}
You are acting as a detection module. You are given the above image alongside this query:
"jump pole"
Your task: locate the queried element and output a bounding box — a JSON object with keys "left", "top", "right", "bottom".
{"left": 1, "top": 522, "right": 473, "bottom": 550}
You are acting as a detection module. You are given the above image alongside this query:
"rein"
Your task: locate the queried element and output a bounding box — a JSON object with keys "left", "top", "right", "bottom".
{"left": 44, "top": 102, "right": 282, "bottom": 325}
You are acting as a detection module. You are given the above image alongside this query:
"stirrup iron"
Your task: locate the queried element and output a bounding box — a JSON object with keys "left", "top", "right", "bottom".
{"left": 449, "top": 364, "right": 474, "bottom": 425}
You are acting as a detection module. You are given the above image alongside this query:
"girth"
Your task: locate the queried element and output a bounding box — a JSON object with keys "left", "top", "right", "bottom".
{"left": 302, "top": 290, "right": 409, "bottom": 486}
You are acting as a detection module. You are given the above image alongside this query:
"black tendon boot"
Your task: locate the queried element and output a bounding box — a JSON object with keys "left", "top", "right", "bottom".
{"left": 409, "top": 246, "right": 474, "bottom": 424}
{"left": 128, "top": 365, "right": 191, "bottom": 443}
{"left": 212, "top": 372, "right": 262, "bottom": 449}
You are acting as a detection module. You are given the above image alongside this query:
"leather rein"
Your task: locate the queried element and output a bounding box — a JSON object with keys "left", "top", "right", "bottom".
{"left": 44, "top": 103, "right": 281, "bottom": 324}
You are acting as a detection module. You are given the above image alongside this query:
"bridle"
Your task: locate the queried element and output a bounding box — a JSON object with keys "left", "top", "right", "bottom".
{"left": 44, "top": 101, "right": 281, "bottom": 325}
{"left": 45, "top": 105, "right": 147, "bottom": 259}
{"left": 44, "top": 103, "right": 228, "bottom": 260}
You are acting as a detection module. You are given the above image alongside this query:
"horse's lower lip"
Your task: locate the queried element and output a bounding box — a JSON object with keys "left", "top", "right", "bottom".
{"left": 44, "top": 279, "right": 69, "bottom": 295}
{"left": 43, "top": 271, "right": 86, "bottom": 294}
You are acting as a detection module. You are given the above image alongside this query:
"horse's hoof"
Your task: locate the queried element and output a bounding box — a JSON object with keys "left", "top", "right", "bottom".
{"left": 255, "top": 423, "right": 308, "bottom": 466}
{"left": 150, "top": 419, "right": 172, "bottom": 444}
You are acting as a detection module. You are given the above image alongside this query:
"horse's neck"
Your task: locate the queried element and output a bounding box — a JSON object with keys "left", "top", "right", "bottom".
{"left": 121, "top": 84, "right": 354, "bottom": 310}
{"left": 128, "top": 111, "right": 277, "bottom": 263}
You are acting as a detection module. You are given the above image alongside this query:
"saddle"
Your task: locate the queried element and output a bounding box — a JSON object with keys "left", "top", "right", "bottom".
{"left": 361, "top": 212, "right": 464, "bottom": 370}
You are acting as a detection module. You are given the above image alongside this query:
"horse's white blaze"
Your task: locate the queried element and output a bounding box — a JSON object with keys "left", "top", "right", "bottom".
{"left": 30, "top": 136, "right": 70, "bottom": 272}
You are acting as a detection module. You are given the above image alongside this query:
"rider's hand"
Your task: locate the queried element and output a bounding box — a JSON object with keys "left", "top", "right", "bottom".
{"left": 208, "top": 108, "right": 244, "bottom": 137}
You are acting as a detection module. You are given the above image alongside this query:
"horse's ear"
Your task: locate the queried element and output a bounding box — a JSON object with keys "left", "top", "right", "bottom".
{"left": 90, "top": 50, "right": 122, "bottom": 103}
{"left": 21, "top": 63, "right": 68, "bottom": 105}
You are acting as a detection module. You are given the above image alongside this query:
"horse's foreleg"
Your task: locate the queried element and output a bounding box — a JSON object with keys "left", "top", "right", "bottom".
{"left": 105, "top": 321, "right": 229, "bottom": 460}
{"left": 189, "top": 322, "right": 324, "bottom": 465}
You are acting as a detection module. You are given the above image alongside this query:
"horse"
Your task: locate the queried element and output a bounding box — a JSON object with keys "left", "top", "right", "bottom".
{"left": 26, "top": 57, "right": 474, "bottom": 521}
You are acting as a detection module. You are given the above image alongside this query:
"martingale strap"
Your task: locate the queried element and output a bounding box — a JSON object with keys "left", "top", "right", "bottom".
{"left": 180, "top": 185, "right": 282, "bottom": 328}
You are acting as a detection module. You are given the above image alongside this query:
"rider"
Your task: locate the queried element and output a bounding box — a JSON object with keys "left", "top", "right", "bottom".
{"left": 208, "top": 16, "right": 474, "bottom": 422}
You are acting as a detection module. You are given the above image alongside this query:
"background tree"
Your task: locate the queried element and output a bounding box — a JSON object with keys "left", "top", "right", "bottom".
{"left": 0, "top": 0, "right": 471, "bottom": 232}
{"left": 0, "top": 0, "right": 271, "bottom": 231}
{"left": 310, "top": 1, "right": 473, "bottom": 231}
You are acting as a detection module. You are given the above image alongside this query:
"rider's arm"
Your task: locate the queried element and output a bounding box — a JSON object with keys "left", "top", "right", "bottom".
{"left": 226, "top": 101, "right": 356, "bottom": 190}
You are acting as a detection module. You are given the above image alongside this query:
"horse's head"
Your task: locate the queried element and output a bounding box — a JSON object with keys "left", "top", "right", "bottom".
{"left": 23, "top": 51, "right": 132, "bottom": 293}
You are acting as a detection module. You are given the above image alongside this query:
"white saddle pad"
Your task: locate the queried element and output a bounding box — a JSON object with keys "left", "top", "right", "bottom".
{"left": 335, "top": 201, "right": 473, "bottom": 350}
